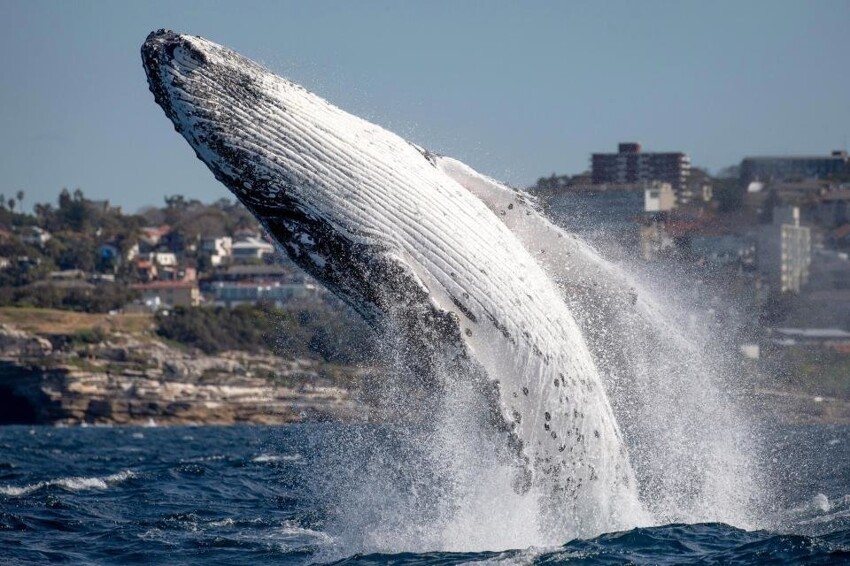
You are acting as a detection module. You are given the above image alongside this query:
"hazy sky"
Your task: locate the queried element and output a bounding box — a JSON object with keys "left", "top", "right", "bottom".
{"left": 1, "top": 1, "right": 848, "bottom": 212}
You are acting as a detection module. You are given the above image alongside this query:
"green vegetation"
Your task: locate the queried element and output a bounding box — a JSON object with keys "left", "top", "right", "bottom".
{"left": 0, "top": 307, "right": 152, "bottom": 336}
{"left": 154, "top": 302, "right": 374, "bottom": 364}
{"left": 0, "top": 283, "right": 139, "bottom": 313}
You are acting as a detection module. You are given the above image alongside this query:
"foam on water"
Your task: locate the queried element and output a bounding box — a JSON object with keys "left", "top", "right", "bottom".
{"left": 252, "top": 453, "right": 303, "bottom": 463}
{"left": 0, "top": 470, "right": 136, "bottom": 497}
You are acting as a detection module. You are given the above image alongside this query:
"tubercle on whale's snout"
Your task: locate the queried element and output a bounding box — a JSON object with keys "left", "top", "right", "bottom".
{"left": 141, "top": 29, "right": 211, "bottom": 130}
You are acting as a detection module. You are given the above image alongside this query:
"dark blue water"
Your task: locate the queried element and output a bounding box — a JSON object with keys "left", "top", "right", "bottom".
{"left": 0, "top": 424, "right": 848, "bottom": 564}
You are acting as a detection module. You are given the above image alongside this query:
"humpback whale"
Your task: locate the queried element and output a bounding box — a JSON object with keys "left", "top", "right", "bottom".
{"left": 141, "top": 30, "right": 644, "bottom": 537}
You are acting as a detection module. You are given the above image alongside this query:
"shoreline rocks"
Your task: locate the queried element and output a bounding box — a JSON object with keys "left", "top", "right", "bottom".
{"left": 0, "top": 323, "right": 365, "bottom": 426}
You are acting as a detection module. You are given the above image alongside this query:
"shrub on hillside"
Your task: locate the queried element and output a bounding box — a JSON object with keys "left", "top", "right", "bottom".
{"left": 154, "top": 302, "right": 375, "bottom": 364}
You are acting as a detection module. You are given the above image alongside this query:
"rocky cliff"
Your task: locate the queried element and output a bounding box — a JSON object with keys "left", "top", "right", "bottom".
{"left": 0, "top": 320, "right": 364, "bottom": 426}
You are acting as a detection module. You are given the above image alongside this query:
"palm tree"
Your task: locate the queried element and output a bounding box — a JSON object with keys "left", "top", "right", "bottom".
{"left": 15, "top": 191, "right": 24, "bottom": 212}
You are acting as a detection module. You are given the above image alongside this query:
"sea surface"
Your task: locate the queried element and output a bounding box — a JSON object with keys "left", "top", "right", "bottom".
{"left": 0, "top": 423, "right": 848, "bottom": 565}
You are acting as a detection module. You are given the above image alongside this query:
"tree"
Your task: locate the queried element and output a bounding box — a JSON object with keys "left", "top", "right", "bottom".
{"left": 713, "top": 178, "right": 744, "bottom": 212}
{"left": 15, "top": 191, "right": 24, "bottom": 212}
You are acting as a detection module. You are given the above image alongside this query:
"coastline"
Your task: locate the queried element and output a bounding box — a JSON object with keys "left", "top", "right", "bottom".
{"left": 0, "top": 307, "right": 847, "bottom": 427}
{"left": 0, "top": 307, "right": 366, "bottom": 426}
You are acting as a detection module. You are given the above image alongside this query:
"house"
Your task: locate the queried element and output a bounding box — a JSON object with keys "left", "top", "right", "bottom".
{"left": 139, "top": 225, "right": 171, "bottom": 252}
{"left": 157, "top": 266, "right": 197, "bottom": 282}
{"left": 132, "top": 280, "right": 201, "bottom": 308}
{"left": 211, "top": 263, "right": 291, "bottom": 281}
{"left": 134, "top": 259, "right": 158, "bottom": 282}
{"left": 644, "top": 181, "right": 676, "bottom": 213}
{"left": 200, "top": 236, "right": 232, "bottom": 266}
{"left": 231, "top": 237, "right": 275, "bottom": 262}
{"left": 209, "top": 280, "right": 321, "bottom": 307}
{"left": 49, "top": 269, "right": 87, "bottom": 281}
{"left": 149, "top": 252, "right": 178, "bottom": 267}
{"left": 20, "top": 226, "right": 51, "bottom": 247}
{"left": 99, "top": 241, "right": 139, "bottom": 266}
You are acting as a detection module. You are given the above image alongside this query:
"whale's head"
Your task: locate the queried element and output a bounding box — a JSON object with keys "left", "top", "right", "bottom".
{"left": 141, "top": 30, "right": 442, "bottom": 323}
{"left": 142, "top": 29, "right": 298, "bottom": 212}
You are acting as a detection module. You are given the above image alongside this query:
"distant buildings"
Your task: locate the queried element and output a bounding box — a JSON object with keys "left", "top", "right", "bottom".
{"left": 758, "top": 206, "right": 811, "bottom": 294}
{"left": 131, "top": 281, "right": 201, "bottom": 310}
{"left": 20, "top": 226, "right": 51, "bottom": 247}
{"left": 644, "top": 182, "right": 676, "bottom": 213}
{"left": 200, "top": 236, "right": 232, "bottom": 267}
{"left": 132, "top": 280, "right": 201, "bottom": 308}
{"left": 209, "top": 280, "right": 321, "bottom": 307}
{"left": 231, "top": 236, "right": 275, "bottom": 262}
{"left": 591, "top": 142, "right": 691, "bottom": 195}
{"left": 740, "top": 151, "right": 849, "bottom": 184}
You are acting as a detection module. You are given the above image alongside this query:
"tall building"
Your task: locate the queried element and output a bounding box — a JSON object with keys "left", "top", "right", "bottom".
{"left": 758, "top": 206, "right": 811, "bottom": 294}
{"left": 740, "top": 151, "right": 849, "bottom": 183}
{"left": 591, "top": 142, "right": 691, "bottom": 194}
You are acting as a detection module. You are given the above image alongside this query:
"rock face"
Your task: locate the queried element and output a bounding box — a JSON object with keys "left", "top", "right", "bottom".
{"left": 0, "top": 324, "right": 363, "bottom": 426}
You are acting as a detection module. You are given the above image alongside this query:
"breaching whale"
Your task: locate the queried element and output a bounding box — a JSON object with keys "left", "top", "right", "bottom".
{"left": 141, "top": 30, "right": 644, "bottom": 537}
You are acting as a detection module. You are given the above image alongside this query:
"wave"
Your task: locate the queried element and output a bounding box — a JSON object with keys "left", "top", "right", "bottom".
{"left": 0, "top": 470, "right": 136, "bottom": 498}
{"left": 252, "top": 453, "right": 302, "bottom": 463}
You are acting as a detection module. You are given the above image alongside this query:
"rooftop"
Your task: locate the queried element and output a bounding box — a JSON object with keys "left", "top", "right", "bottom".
{"left": 131, "top": 281, "right": 198, "bottom": 290}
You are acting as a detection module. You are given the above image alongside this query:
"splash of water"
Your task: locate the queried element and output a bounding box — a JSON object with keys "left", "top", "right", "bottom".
{"left": 310, "top": 200, "right": 765, "bottom": 558}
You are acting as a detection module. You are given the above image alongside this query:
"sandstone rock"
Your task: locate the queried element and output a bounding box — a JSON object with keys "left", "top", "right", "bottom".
{"left": 0, "top": 321, "right": 365, "bottom": 426}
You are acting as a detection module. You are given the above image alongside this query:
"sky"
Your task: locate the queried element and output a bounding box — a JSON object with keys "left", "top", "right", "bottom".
{"left": 0, "top": 1, "right": 848, "bottom": 213}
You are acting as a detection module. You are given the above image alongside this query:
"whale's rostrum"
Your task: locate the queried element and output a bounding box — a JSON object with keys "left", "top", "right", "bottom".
{"left": 141, "top": 29, "right": 645, "bottom": 539}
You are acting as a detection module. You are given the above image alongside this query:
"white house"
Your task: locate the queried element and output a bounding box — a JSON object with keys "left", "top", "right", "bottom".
{"left": 201, "top": 236, "right": 233, "bottom": 266}
{"left": 231, "top": 237, "right": 275, "bottom": 261}
{"left": 149, "top": 252, "right": 178, "bottom": 267}
{"left": 20, "top": 226, "right": 51, "bottom": 247}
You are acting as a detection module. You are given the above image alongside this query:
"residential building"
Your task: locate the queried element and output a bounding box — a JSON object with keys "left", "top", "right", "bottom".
{"left": 99, "top": 241, "right": 139, "bottom": 266}
{"left": 200, "top": 236, "right": 233, "bottom": 266}
{"left": 644, "top": 181, "right": 676, "bottom": 213}
{"left": 211, "top": 263, "right": 291, "bottom": 282}
{"left": 132, "top": 281, "right": 201, "bottom": 308}
{"left": 813, "top": 189, "right": 850, "bottom": 229}
{"left": 209, "top": 280, "right": 321, "bottom": 307}
{"left": 149, "top": 252, "right": 178, "bottom": 267}
{"left": 231, "top": 237, "right": 275, "bottom": 262}
{"left": 139, "top": 225, "right": 170, "bottom": 250}
{"left": 758, "top": 206, "right": 811, "bottom": 294}
{"left": 591, "top": 142, "right": 691, "bottom": 194}
{"left": 134, "top": 259, "right": 158, "bottom": 282}
{"left": 740, "top": 151, "right": 849, "bottom": 184}
{"left": 20, "top": 226, "right": 51, "bottom": 247}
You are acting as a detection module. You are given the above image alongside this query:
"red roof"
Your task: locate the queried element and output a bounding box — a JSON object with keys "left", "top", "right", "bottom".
{"left": 834, "top": 224, "right": 850, "bottom": 240}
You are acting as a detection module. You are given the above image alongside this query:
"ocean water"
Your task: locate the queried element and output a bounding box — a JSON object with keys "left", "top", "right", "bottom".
{"left": 0, "top": 424, "right": 848, "bottom": 564}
